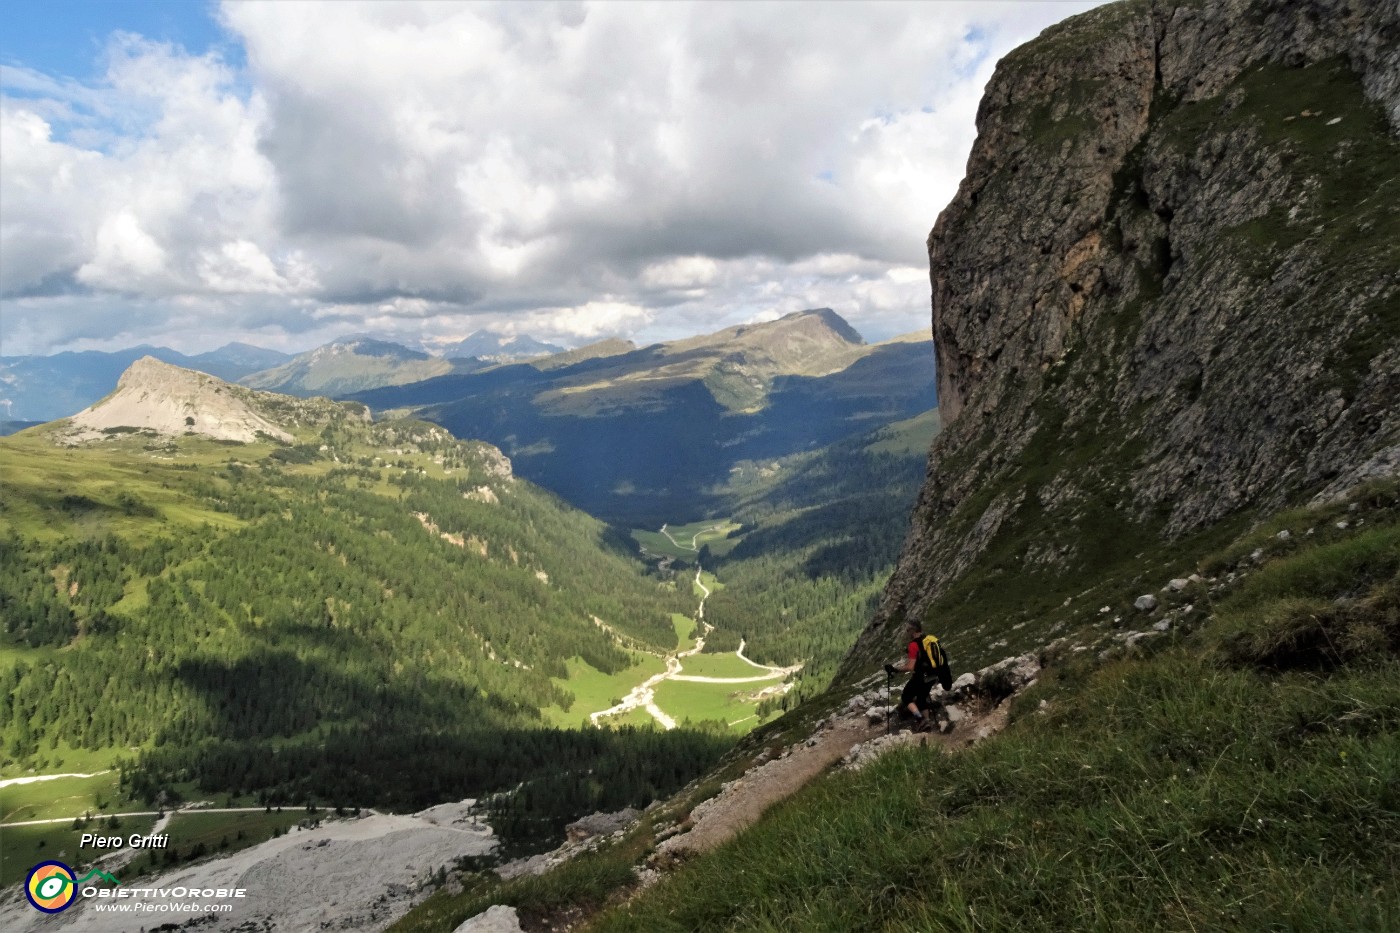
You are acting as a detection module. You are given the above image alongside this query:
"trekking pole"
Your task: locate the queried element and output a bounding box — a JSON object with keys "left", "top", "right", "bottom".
{"left": 885, "top": 668, "right": 893, "bottom": 736}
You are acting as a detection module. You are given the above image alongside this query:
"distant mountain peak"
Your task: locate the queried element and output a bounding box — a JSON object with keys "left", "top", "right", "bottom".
{"left": 239, "top": 338, "right": 453, "bottom": 397}
{"left": 783, "top": 308, "right": 864, "bottom": 345}
{"left": 439, "top": 330, "right": 564, "bottom": 361}
{"left": 65, "top": 357, "right": 294, "bottom": 444}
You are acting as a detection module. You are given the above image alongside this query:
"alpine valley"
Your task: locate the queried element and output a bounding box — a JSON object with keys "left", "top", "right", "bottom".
{"left": 3, "top": 0, "right": 1400, "bottom": 931}
{"left": 0, "top": 308, "right": 939, "bottom": 922}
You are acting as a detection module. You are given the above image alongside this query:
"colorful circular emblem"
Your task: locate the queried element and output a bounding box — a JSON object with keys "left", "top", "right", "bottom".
{"left": 26, "top": 861, "right": 77, "bottom": 913}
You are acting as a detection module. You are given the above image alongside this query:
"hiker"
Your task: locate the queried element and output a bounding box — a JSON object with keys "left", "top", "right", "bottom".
{"left": 884, "top": 618, "right": 950, "bottom": 732}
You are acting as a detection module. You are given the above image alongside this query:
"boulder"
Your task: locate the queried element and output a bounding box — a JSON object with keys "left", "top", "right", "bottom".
{"left": 564, "top": 807, "right": 639, "bottom": 843}
{"left": 453, "top": 904, "right": 523, "bottom": 933}
{"left": 1134, "top": 594, "right": 1158, "bottom": 612}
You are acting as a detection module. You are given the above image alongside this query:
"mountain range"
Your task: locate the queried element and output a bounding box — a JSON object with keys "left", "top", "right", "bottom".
{"left": 353, "top": 309, "right": 936, "bottom": 525}
{"left": 6, "top": 1, "right": 1397, "bottom": 928}
{"left": 236, "top": 337, "right": 478, "bottom": 398}
{"left": 0, "top": 330, "right": 561, "bottom": 427}
{"left": 436, "top": 331, "right": 564, "bottom": 361}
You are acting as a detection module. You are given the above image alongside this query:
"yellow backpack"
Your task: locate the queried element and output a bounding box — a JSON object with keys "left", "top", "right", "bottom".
{"left": 919, "top": 633, "right": 953, "bottom": 690}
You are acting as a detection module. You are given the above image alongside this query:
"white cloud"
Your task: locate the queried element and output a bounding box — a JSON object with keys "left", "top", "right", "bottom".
{"left": 77, "top": 211, "right": 169, "bottom": 289}
{"left": 1, "top": 0, "right": 1104, "bottom": 354}
{"left": 641, "top": 256, "right": 720, "bottom": 290}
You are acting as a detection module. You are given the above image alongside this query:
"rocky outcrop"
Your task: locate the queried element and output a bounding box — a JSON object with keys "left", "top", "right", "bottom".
{"left": 453, "top": 905, "right": 523, "bottom": 933}
{"left": 566, "top": 807, "right": 642, "bottom": 843}
{"left": 65, "top": 356, "right": 294, "bottom": 443}
{"left": 849, "top": 0, "right": 1400, "bottom": 665}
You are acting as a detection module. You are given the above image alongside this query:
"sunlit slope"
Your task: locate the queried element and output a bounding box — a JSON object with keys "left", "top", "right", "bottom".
{"left": 0, "top": 381, "right": 725, "bottom": 841}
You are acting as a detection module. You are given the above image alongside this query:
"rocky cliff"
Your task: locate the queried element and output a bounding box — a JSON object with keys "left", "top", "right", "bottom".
{"left": 847, "top": 0, "right": 1400, "bottom": 669}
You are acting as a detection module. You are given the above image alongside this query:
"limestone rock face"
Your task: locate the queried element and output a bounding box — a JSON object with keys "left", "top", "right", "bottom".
{"left": 849, "top": 0, "right": 1400, "bottom": 665}
{"left": 66, "top": 356, "right": 294, "bottom": 443}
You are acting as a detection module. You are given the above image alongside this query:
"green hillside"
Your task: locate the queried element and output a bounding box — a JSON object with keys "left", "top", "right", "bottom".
{"left": 585, "top": 482, "right": 1400, "bottom": 931}
{"left": 239, "top": 338, "right": 481, "bottom": 397}
{"left": 698, "top": 408, "right": 942, "bottom": 705}
{"left": 388, "top": 479, "right": 1400, "bottom": 933}
{"left": 0, "top": 396, "right": 727, "bottom": 853}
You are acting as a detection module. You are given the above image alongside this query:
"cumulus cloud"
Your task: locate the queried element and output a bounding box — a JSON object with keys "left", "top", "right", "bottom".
{"left": 1, "top": 0, "right": 1103, "bottom": 354}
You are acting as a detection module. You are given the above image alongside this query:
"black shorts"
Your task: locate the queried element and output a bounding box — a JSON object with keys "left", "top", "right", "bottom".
{"left": 901, "top": 675, "right": 933, "bottom": 710}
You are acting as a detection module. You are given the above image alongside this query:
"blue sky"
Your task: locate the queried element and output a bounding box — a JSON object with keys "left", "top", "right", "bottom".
{"left": 2, "top": 0, "right": 234, "bottom": 79}
{"left": 0, "top": 1, "right": 1101, "bottom": 357}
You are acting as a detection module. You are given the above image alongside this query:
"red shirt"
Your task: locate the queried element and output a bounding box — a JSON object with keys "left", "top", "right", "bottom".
{"left": 907, "top": 640, "right": 920, "bottom": 663}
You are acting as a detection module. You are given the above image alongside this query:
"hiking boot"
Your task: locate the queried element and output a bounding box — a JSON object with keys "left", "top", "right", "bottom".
{"left": 913, "top": 716, "right": 933, "bottom": 733}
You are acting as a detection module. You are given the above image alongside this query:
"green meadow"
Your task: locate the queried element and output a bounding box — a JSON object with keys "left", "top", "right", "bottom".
{"left": 672, "top": 614, "right": 698, "bottom": 651}
{"left": 1, "top": 814, "right": 159, "bottom": 887}
{"left": 676, "top": 651, "right": 780, "bottom": 681}
{"left": 652, "top": 680, "right": 773, "bottom": 733}
{"left": 544, "top": 654, "right": 668, "bottom": 728}
{"left": 631, "top": 521, "right": 743, "bottom": 560}
{"left": 1, "top": 772, "right": 130, "bottom": 823}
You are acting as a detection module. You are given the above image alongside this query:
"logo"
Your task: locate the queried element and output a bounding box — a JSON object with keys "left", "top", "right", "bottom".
{"left": 25, "top": 861, "right": 77, "bottom": 913}
{"left": 24, "top": 863, "right": 121, "bottom": 913}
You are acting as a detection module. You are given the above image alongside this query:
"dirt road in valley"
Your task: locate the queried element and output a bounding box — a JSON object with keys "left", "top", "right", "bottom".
{"left": 590, "top": 567, "right": 795, "bottom": 728}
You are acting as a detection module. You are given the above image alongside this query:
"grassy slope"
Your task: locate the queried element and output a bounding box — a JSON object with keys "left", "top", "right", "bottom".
{"left": 1, "top": 773, "right": 127, "bottom": 823}
{"left": 1, "top": 815, "right": 159, "bottom": 887}
{"left": 390, "top": 483, "right": 1400, "bottom": 933}
{"left": 1, "top": 408, "right": 724, "bottom": 858}
{"left": 586, "top": 482, "right": 1400, "bottom": 931}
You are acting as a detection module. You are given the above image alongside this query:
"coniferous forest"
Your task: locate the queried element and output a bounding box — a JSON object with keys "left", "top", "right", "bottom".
{"left": 0, "top": 415, "right": 727, "bottom": 850}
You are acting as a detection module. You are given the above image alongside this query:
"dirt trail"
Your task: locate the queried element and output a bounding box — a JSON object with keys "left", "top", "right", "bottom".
{"left": 0, "top": 771, "right": 111, "bottom": 790}
{"left": 658, "top": 696, "right": 1012, "bottom": 859}
{"left": 659, "top": 716, "right": 883, "bottom": 858}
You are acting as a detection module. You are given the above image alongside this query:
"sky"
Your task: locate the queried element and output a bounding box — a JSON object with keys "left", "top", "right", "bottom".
{"left": 0, "top": 0, "right": 1103, "bottom": 357}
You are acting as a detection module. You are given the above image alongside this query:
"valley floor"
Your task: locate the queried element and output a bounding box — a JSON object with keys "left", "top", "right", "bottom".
{"left": 558, "top": 565, "right": 799, "bottom": 733}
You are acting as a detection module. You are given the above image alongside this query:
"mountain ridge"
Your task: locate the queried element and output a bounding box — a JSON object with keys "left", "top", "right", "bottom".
{"left": 238, "top": 337, "right": 472, "bottom": 397}
{"left": 352, "top": 309, "right": 936, "bottom": 525}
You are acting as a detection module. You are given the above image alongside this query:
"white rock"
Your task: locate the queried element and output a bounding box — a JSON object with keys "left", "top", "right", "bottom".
{"left": 1152, "top": 620, "right": 1172, "bottom": 632}
{"left": 950, "top": 673, "right": 977, "bottom": 693}
{"left": 454, "top": 904, "right": 524, "bottom": 933}
{"left": 1276, "top": 530, "right": 1291, "bottom": 540}
{"left": 1167, "top": 578, "right": 1190, "bottom": 592}
{"left": 1134, "top": 594, "right": 1158, "bottom": 612}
